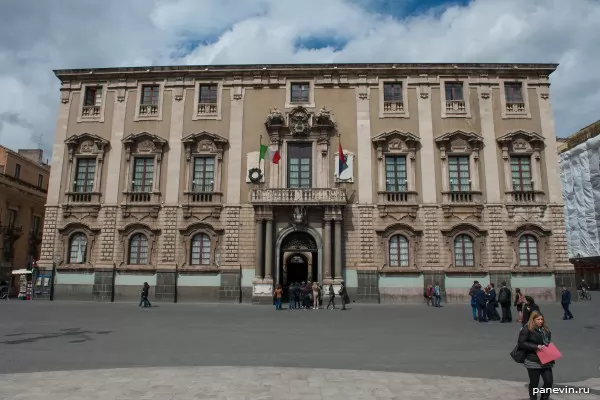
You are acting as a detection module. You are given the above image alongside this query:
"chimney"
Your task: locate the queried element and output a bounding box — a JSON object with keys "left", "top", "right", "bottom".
{"left": 18, "top": 149, "right": 43, "bottom": 164}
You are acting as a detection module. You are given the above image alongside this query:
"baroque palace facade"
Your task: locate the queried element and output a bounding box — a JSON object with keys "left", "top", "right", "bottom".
{"left": 39, "top": 63, "right": 574, "bottom": 303}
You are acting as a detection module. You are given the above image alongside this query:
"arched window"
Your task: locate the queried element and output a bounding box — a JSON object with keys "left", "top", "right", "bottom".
{"left": 454, "top": 234, "right": 474, "bottom": 267}
{"left": 68, "top": 233, "right": 87, "bottom": 264}
{"left": 519, "top": 234, "right": 539, "bottom": 266}
{"left": 389, "top": 235, "right": 409, "bottom": 267}
{"left": 129, "top": 233, "right": 149, "bottom": 265}
{"left": 190, "top": 233, "right": 211, "bottom": 265}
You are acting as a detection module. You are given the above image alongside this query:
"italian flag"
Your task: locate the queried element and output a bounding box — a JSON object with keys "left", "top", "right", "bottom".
{"left": 338, "top": 141, "right": 348, "bottom": 175}
{"left": 259, "top": 144, "right": 280, "bottom": 164}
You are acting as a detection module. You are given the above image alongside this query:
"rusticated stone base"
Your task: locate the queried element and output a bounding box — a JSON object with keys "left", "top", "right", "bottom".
{"left": 219, "top": 271, "right": 241, "bottom": 303}
{"left": 92, "top": 270, "right": 114, "bottom": 302}
{"left": 354, "top": 271, "right": 379, "bottom": 303}
{"left": 155, "top": 272, "right": 176, "bottom": 302}
{"left": 379, "top": 287, "right": 422, "bottom": 304}
{"left": 177, "top": 286, "right": 220, "bottom": 302}
{"left": 54, "top": 284, "right": 93, "bottom": 301}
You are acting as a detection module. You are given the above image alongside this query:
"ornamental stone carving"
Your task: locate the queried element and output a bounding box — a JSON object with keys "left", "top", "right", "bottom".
{"left": 265, "top": 106, "right": 284, "bottom": 129}
{"left": 496, "top": 130, "right": 545, "bottom": 158}
{"left": 182, "top": 131, "right": 228, "bottom": 161}
{"left": 288, "top": 106, "right": 311, "bottom": 136}
{"left": 137, "top": 139, "right": 156, "bottom": 153}
{"left": 435, "top": 130, "right": 483, "bottom": 159}
{"left": 314, "top": 105, "right": 335, "bottom": 127}
{"left": 65, "top": 133, "right": 109, "bottom": 162}
{"left": 122, "top": 132, "right": 167, "bottom": 161}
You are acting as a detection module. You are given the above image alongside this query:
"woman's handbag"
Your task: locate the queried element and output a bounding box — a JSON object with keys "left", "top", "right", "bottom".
{"left": 510, "top": 344, "right": 526, "bottom": 363}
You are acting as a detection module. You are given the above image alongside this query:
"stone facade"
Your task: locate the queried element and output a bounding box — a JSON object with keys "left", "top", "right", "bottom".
{"left": 40, "top": 63, "right": 573, "bottom": 304}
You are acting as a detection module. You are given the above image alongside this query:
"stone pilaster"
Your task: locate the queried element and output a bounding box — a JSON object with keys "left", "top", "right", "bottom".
{"left": 264, "top": 218, "right": 273, "bottom": 280}
{"left": 548, "top": 205, "right": 570, "bottom": 267}
{"left": 99, "top": 206, "right": 117, "bottom": 266}
{"left": 358, "top": 205, "right": 374, "bottom": 265}
{"left": 356, "top": 87, "right": 373, "bottom": 203}
{"left": 421, "top": 206, "right": 440, "bottom": 264}
{"left": 255, "top": 218, "right": 264, "bottom": 279}
{"left": 323, "top": 219, "right": 332, "bottom": 281}
{"left": 104, "top": 89, "right": 128, "bottom": 205}
{"left": 416, "top": 82, "right": 437, "bottom": 204}
{"left": 164, "top": 84, "right": 185, "bottom": 205}
{"left": 46, "top": 88, "right": 71, "bottom": 206}
{"left": 225, "top": 87, "right": 244, "bottom": 204}
{"left": 486, "top": 205, "right": 506, "bottom": 267}
{"left": 537, "top": 84, "right": 563, "bottom": 204}
{"left": 223, "top": 206, "right": 240, "bottom": 265}
{"left": 334, "top": 219, "right": 342, "bottom": 280}
{"left": 160, "top": 206, "right": 178, "bottom": 265}
{"left": 38, "top": 206, "right": 59, "bottom": 269}
{"left": 478, "top": 83, "right": 501, "bottom": 202}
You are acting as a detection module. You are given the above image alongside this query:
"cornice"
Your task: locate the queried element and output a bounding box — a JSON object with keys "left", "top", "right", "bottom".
{"left": 54, "top": 63, "right": 559, "bottom": 85}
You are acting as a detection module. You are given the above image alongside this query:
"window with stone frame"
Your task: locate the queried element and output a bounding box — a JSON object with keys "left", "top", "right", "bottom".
{"left": 385, "top": 156, "right": 407, "bottom": 192}
{"left": 290, "top": 82, "right": 310, "bottom": 103}
{"left": 82, "top": 86, "right": 102, "bottom": 117}
{"left": 504, "top": 82, "right": 524, "bottom": 110}
{"left": 68, "top": 233, "right": 88, "bottom": 264}
{"left": 448, "top": 156, "right": 470, "bottom": 192}
{"left": 74, "top": 158, "right": 96, "bottom": 193}
{"left": 192, "top": 157, "right": 214, "bottom": 192}
{"left": 519, "top": 234, "right": 539, "bottom": 267}
{"left": 511, "top": 156, "right": 533, "bottom": 192}
{"left": 445, "top": 82, "right": 464, "bottom": 101}
{"left": 454, "top": 234, "right": 474, "bottom": 267}
{"left": 383, "top": 82, "right": 403, "bottom": 112}
{"left": 287, "top": 142, "right": 312, "bottom": 189}
{"left": 139, "top": 84, "right": 160, "bottom": 116}
{"left": 197, "top": 84, "right": 218, "bottom": 115}
{"left": 14, "top": 164, "right": 21, "bottom": 179}
{"left": 190, "top": 233, "right": 211, "bottom": 265}
{"left": 129, "top": 233, "right": 149, "bottom": 265}
{"left": 443, "top": 81, "right": 467, "bottom": 114}
{"left": 132, "top": 157, "right": 154, "bottom": 193}
{"left": 389, "top": 234, "right": 409, "bottom": 267}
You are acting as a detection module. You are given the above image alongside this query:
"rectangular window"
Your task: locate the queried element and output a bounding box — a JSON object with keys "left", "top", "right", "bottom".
{"left": 32, "top": 216, "right": 41, "bottom": 236}
{"left": 383, "top": 83, "right": 403, "bottom": 102}
{"left": 141, "top": 85, "right": 160, "bottom": 105}
{"left": 14, "top": 164, "right": 21, "bottom": 179}
{"left": 445, "top": 82, "right": 464, "bottom": 101}
{"left": 192, "top": 157, "right": 215, "bottom": 192}
{"left": 505, "top": 82, "right": 523, "bottom": 103}
{"left": 290, "top": 82, "right": 310, "bottom": 103}
{"left": 8, "top": 209, "right": 17, "bottom": 229}
{"left": 132, "top": 157, "right": 154, "bottom": 193}
{"left": 448, "top": 156, "right": 470, "bottom": 192}
{"left": 385, "top": 156, "right": 407, "bottom": 192}
{"left": 287, "top": 143, "right": 312, "bottom": 189}
{"left": 83, "top": 86, "right": 102, "bottom": 106}
{"left": 511, "top": 156, "right": 533, "bottom": 191}
{"left": 74, "top": 158, "right": 95, "bottom": 193}
{"left": 37, "top": 174, "right": 43, "bottom": 188}
{"left": 199, "top": 84, "right": 218, "bottom": 103}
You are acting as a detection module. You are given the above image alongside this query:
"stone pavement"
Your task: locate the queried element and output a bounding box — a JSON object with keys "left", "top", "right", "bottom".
{"left": 0, "top": 366, "right": 598, "bottom": 400}
{"left": 0, "top": 298, "right": 599, "bottom": 399}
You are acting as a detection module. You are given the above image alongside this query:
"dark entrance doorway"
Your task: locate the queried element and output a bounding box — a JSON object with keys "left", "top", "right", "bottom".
{"left": 279, "top": 231, "right": 319, "bottom": 302}
{"left": 286, "top": 253, "right": 308, "bottom": 285}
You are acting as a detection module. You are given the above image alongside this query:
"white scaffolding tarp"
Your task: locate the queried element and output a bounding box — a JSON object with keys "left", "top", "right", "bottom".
{"left": 559, "top": 135, "right": 600, "bottom": 259}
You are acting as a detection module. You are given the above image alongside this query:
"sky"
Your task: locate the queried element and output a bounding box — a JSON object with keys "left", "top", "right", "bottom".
{"left": 0, "top": 0, "right": 599, "bottom": 158}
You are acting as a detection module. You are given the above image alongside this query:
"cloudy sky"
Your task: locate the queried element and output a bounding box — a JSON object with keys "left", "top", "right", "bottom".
{"left": 0, "top": 0, "right": 599, "bottom": 158}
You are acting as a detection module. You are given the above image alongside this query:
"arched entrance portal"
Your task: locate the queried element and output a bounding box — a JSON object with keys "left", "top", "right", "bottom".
{"left": 278, "top": 230, "right": 320, "bottom": 301}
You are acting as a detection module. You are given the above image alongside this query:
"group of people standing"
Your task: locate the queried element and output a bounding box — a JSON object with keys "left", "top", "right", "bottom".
{"left": 273, "top": 281, "right": 350, "bottom": 310}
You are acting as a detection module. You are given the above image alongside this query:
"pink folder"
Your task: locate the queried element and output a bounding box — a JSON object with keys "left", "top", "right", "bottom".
{"left": 536, "top": 343, "right": 562, "bottom": 364}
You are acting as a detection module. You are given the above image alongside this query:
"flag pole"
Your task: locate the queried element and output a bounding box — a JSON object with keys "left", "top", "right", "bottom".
{"left": 259, "top": 135, "right": 262, "bottom": 166}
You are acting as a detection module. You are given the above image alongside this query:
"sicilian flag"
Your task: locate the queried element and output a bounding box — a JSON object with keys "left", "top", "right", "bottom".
{"left": 259, "top": 144, "right": 280, "bottom": 164}
{"left": 338, "top": 141, "right": 348, "bottom": 175}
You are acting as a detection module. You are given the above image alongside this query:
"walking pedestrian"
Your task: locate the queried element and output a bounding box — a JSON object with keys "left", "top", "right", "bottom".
{"left": 338, "top": 281, "right": 349, "bottom": 310}
{"left": 139, "top": 282, "right": 151, "bottom": 308}
{"left": 312, "top": 281, "right": 320, "bottom": 310}
{"left": 560, "top": 285, "right": 574, "bottom": 320}
{"left": 522, "top": 296, "right": 540, "bottom": 327}
{"left": 518, "top": 311, "right": 555, "bottom": 399}
{"left": 273, "top": 284, "right": 283, "bottom": 310}
{"left": 433, "top": 281, "right": 442, "bottom": 307}
{"left": 515, "top": 288, "right": 524, "bottom": 323}
{"left": 326, "top": 283, "right": 336, "bottom": 310}
{"left": 468, "top": 280, "right": 479, "bottom": 320}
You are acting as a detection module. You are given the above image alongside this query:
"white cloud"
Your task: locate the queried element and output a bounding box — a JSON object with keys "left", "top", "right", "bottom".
{"left": 0, "top": 0, "right": 599, "bottom": 156}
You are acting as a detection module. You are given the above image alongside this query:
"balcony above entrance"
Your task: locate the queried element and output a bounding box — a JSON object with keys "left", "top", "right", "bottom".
{"left": 249, "top": 188, "right": 347, "bottom": 205}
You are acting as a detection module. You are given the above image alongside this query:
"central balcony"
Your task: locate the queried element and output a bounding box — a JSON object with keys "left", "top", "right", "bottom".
{"left": 250, "top": 188, "right": 347, "bottom": 205}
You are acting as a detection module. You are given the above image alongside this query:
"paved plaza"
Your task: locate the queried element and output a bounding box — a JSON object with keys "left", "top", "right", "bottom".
{"left": 0, "top": 298, "right": 599, "bottom": 399}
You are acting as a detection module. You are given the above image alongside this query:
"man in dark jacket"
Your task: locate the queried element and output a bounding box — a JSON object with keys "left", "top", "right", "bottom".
{"left": 474, "top": 283, "right": 487, "bottom": 322}
{"left": 486, "top": 283, "right": 500, "bottom": 321}
{"left": 561, "top": 285, "right": 574, "bottom": 320}
{"left": 498, "top": 281, "right": 512, "bottom": 323}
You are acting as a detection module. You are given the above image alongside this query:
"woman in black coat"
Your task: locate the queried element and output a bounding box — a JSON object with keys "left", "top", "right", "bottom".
{"left": 518, "top": 310, "right": 554, "bottom": 400}
{"left": 522, "top": 295, "right": 540, "bottom": 326}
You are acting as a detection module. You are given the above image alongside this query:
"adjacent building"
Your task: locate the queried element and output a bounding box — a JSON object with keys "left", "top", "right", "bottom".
{"left": 40, "top": 63, "right": 573, "bottom": 304}
{"left": 0, "top": 147, "right": 49, "bottom": 281}
{"left": 559, "top": 119, "right": 600, "bottom": 289}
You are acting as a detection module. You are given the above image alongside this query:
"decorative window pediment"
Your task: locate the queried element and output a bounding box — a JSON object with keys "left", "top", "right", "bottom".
{"left": 497, "top": 130, "right": 545, "bottom": 155}
{"left": 57, "top": 222, "right": 101, "bottom": 267}
{"left": 179, "top": 222, "right": 224, "bottom": 269}
{"left": 506, "top": 223, "right": 551, "bottom": 269}
{"left": 65, "top": 133, "right": 109, "bottom": 161}
{"left": 376, "top": 223, "right": 422, "bottom": 271}
{"left": 372, "top": 130, "right": 420, "bottom": 156}
{"left": 441, "top": 223, "right": 487, "bottom": 270}
{"left": 265, "top": 105, "right": 336, "bottom": 139}
{"left": 435, "top": 130, "right": 483, "bottom": 157}
{"left": 122, "top": 132, "right": 167, "bottom": 161}
{"left": 117, "top": 223, "right": 161, "bottom": 267}
{"left": 182, "top": 131, "right": 228, "bottom": 161}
